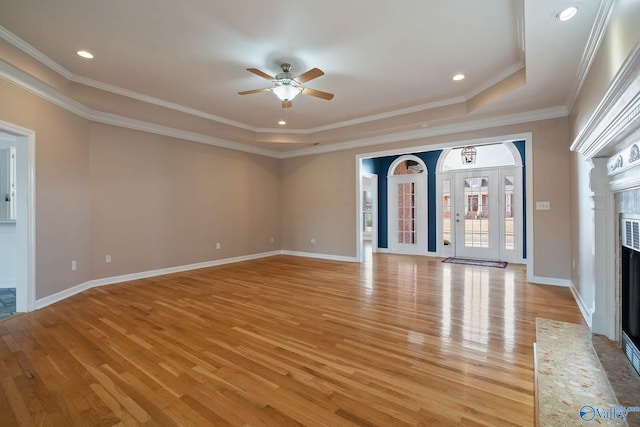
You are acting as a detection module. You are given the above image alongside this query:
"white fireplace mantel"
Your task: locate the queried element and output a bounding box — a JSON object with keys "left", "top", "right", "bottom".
{"left": 571, "top": 42, "right": 640, "bottom": 160}
{"left": 571, "top": 40, "right": 640, "bottom": 340}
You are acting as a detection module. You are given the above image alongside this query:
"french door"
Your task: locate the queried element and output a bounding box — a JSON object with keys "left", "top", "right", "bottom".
{"left": 441, "top": 167, "right": 521, "bottom": 262}
{"left": 454, "top": 170, "right": 499, "bottom": 259}
{"left": 388, "top": 174, "right": 426, "bottom": 255}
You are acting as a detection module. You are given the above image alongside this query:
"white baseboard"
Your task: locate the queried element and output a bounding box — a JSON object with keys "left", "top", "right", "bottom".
{"left": 34, "top": 250, "right": 281, "bottom": 310}
{"left": 570, "top": 284, "right": 593, "bottom": 328}
{"left": 529, "top": 276, "right": 572, "bottom": 287}
{"left": 280, "top": 250, "right": 359, "bottom": 262}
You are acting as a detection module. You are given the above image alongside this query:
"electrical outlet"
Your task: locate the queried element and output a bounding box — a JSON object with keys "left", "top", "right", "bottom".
{"left": 311, "top": 238, "right": 317, "bottom": 245}
{"left": 270, "top": 236, "right": 275, "bottom": 243}
{"left": 106, "top": 254, "right": 111, "bottom": 263}
{"left": 71, "top": 260, "right": 77, "bottom": 271}
{"left": 216, "top": 242, "right": 221, "bottom": 250}
{"left": 536, "top": 201, "right": 551, "bottom": 210}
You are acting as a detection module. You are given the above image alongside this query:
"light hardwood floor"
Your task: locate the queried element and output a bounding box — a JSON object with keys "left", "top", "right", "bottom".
{"left": 0, "top": 254, "right": 583, "bottom": 426}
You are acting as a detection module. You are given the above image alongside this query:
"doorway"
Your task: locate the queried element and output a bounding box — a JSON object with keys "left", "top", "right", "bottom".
{"left": 438, "top": 143, "right": 522, "bottom": 263}
{"left": 361, "top": 172, "right": 377, "bottom": 261}
{"left": 387, "top": 155, "right": 427, "bottom": 255}
{"left": 0, "top": 121, "right": 36, "bottom": 315}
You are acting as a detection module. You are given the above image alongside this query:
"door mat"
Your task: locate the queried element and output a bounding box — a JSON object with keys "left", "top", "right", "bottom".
{"left": 441, "top": 257, "right": 508, "bottom": 268}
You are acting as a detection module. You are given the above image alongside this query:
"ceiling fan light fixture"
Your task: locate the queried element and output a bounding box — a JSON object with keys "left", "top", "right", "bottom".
{"left": 271, "top": 81, "right": 302, "bottom": 101}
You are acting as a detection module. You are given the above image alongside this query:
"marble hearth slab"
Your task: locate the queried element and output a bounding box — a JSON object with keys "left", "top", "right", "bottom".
{"left": 536, "top": 318, "right": 624, "bottom": 426}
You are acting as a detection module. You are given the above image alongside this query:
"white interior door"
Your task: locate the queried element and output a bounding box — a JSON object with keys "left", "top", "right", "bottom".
{"left": 389, "top": 174, "right": 426, "bottom": 255}
{"left": 454, "top": 170, "right": 500, "bottom": 260}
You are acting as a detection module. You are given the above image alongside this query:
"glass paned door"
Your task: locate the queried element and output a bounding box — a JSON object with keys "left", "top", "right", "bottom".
{"left": 389, "top": 174, "right": 426, "bottom": 255}
{"left": 442, "top": 179, "right": 451, "bottom": 247}
{"left": 504, "top": 175, "right": 515, "bottom": 251}
{"left": 454, "top": 170, "right": 500, "bottom": 259}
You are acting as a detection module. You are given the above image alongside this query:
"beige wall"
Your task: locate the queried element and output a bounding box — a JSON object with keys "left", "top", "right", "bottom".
{"left": 568, "top": 0, "right": 640, "bottom": 320}
{"left": 1, "top": 79, "right": 280, "bottom": 300}
{"left": 570, "top": 0, "right": 640, "bottom": 139}
{"left": 0, "top": 24, "right": 584, "bottom": 302}
{"left": 0, "top": 79, "right": 91, "bottom": 299}
{"left": 281, "top": 117, "right": 573, "bottom": 280}
{"left": 281, "top": 152, "right": 357, "bottom": 258}
{"left": 90, "top": 123, "right": 280, "bottom": 278}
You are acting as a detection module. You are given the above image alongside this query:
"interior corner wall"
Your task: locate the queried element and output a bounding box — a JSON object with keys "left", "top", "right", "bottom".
{"left": 280, "top": 150, "right": 357, "bottom": 257}
{"left": 570, "top": 151, "right": 596, "bottom": 317}
{"left": 0, "top": 78, "right": 281, "bottom": 302}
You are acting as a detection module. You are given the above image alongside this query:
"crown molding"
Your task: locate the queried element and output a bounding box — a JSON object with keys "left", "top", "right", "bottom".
{"left": 0, "top": 59, "right": 279, "bottom": 158}
{"left": 570, "top": 39, "right": 640, "bottom": 158}
{"left": 257, "top": 96, "right": 468, "bottom": 135}
{"left": 565, "top": 0, "right": 615, "bottom": 112}
{"left": 278, "top": 106, "right": 568, "bottom": 158}
{"left": 0, "top": 25, "right": 538, "bottom": 138}
{"left": 0, "top": 26, "right": 72, "bottom": 80}
{"left": 465, "top": 61, "right": 525, "bottom": 100}
{"left": 0, "top": 59, "right": 90, "bottom": 117}
{"left": 69, "top": 74, "right": 256, "bottom": 132}
{"left": 1, "top": 54, "right": 569, "bottom": 160}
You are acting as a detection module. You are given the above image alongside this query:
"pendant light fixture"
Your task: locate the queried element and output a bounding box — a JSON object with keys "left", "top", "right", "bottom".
{"left": 461, "top": 146, "right": 477, "bottom": 165}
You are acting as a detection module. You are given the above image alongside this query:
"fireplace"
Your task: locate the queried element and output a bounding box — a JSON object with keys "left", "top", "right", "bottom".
{"left": 620, "top": 215, "right": 640, "bottom": 376}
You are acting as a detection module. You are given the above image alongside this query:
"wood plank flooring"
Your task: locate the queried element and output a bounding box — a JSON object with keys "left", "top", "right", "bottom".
{"left": 0, "top": 254, "right": 584, "bottom": 426}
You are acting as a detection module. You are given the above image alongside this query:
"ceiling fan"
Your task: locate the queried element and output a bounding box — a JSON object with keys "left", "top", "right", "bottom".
{"left": 238, "top": 63, "right": 334, "bottom": 108}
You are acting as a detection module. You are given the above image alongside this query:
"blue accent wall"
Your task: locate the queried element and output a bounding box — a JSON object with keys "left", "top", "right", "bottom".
{"left": 373, "top": 151, "right": 442, "bottom": 252}
{"left": 369, "top": 141, "right": 527, "bottom": 259}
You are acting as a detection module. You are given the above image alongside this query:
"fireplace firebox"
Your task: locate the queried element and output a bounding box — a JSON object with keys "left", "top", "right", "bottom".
{"left": 621, "top": 216, "right": 640, "bottom": 376}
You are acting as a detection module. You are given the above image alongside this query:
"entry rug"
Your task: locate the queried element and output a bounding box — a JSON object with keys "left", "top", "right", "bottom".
{"left": 441, "top": 257, "right": 507, "bottom": 268}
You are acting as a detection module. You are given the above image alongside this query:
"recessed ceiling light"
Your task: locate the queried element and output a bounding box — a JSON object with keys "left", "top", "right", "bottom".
{"left": 556, "top": 6, "right": 578, "bottom": 21}
{"left": 76, "top": 50, "right": 94, "bottom": 59}
{"left": 278, "top": 120, "right": 286, "bottom": 125}
{"left": 452, "top": 74, "right": 465, "bottom": 81}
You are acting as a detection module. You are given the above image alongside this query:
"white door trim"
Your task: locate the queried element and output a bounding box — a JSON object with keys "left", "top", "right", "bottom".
{"left": 355, "top": 132, "right": 532, "bottom": 276}
{"left": 0, "top": 119, "right": 36, "bottom": 313}
{"left": 360, "top": 172, "right": 378, "bottom": 259}
{"left": 454, "top": 169, "right": 500, "bottom": 260}
{"left": 388, "top": 173, "right": 427, "bottom": 255}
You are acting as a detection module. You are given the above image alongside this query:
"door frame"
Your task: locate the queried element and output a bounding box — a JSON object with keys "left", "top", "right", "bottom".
{"left": 436, "top": 146, "right": 523, "bottom": 263}
{"left": 355, "top": 133, "right": 532, "bottom": 280}
{"left": 387, "top": 155, "right": 428, "bottom": 256}
{"left": 0, "top": 120, "right": 36, "bottom": 313}
{"left": 454, "top": 168, "right": 501, "bottom": 260}
{"left": 360, "top": 172, "right": 378, "bottom": 257}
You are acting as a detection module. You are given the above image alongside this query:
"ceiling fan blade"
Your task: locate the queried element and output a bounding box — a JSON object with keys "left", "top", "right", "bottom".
{"left": 295, "top": 68, "right": 324, "bottom": 83}
{"left": 282, "top": 101, "right": 293, "bottom": 108}
{"left": 246, "top": 68, "right": 275, "bottom": 81}
{"left": 238, "top": 88, "right": 271, "bottom": 95}
{"left": 302, "top": 88, "right": 334, "bottom": 100}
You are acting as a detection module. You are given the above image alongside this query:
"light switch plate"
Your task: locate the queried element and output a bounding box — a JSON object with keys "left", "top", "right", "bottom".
{"left": 536, "top": 201, "right": 551, "bottom": 210}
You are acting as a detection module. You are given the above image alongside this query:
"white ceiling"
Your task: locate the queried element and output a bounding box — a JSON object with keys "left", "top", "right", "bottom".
{"left": 0, "top": 0, "right": 602, "bottom": 139}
